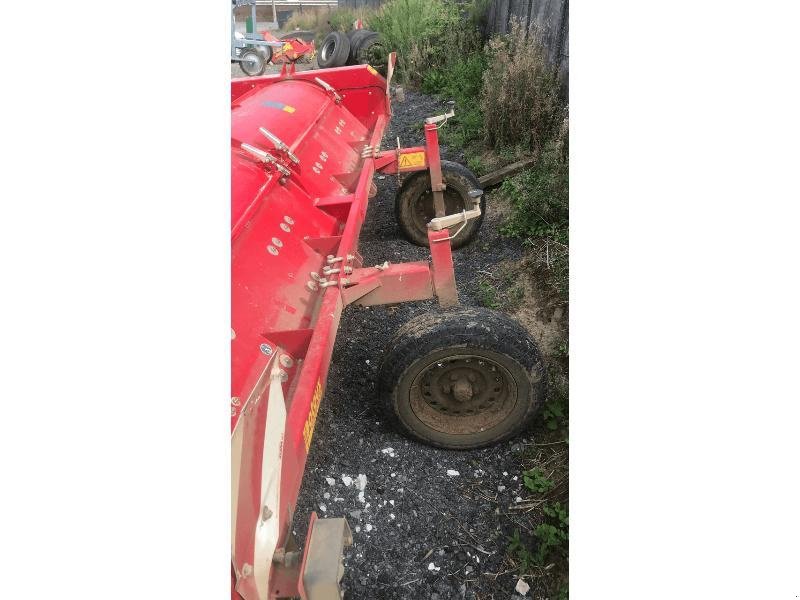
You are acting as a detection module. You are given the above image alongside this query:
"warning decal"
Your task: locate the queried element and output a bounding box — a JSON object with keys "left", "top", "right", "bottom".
{"left": 399, "top": 151, "right": 426, "bottom": 169}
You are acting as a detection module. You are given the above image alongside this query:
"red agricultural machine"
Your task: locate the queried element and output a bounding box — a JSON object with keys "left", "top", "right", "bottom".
{"left": 231, "top": 55, "right": 547, "bottom": 599}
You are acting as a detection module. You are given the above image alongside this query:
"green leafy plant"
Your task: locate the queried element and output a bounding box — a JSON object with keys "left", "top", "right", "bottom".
{"left": 542, "top": 396, "right": 567, "bottom": 431}
{"left": 508, "top": 529, "right": 536, "bottom": 573}
{"left": 467, "top": 155, "right": 486, "bottom": 176}
{"left": 530, "top": 501, "right": 568, "bottom": 564}
{"left": 523, "top": 468, "right": 554, "bottom": 493}
{"left": 477, "top": 280, "right": 499, "bottom": 309}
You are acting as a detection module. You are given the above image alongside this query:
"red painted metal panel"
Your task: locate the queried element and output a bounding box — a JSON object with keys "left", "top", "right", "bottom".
{"left": 231, "top": 64, "right": 461, "bottom": 598}
{"left": 232, "top": 66, "right": 393, "bottom": 599}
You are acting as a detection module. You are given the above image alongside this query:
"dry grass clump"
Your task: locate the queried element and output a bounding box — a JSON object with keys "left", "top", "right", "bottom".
{"left": 481, "top": 19, "right": 565, "bottom": 152}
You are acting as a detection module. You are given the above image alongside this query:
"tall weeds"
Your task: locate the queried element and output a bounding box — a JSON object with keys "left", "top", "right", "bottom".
{"left": 370, "top": 0, "right": 481, "bottom": 86}
{"left": 481, "top": 20, "right": 565, "bottom": 152}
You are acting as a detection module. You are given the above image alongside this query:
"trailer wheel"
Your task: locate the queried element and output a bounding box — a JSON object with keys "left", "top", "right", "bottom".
{"left": 395, "top": 160, "right": 486, "bottom": 249}
{"left": 378, "top": 307, "right": 546, "bottom": 449}
{"left": 239, "top": 48, "right": 268, "bottom": 76}
{"left": 318, "top": 31, "right": 350, "bottom": 68}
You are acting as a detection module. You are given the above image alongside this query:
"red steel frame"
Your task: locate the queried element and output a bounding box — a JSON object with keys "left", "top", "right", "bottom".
{"left": 231, "top": 55, "right": 461, "bottom": 599}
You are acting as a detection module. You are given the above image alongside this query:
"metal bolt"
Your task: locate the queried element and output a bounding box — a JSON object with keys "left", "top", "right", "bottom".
{"left": 327, "top": 255, "right": 343, "bottom": 264}
{"left": 272, "top": 237, "right": 283, "bottom": 248}
{"left": 260, "top": 343, "right": 273, "bottom": 356}
{"left": 280, "top": 223, "right": 291, "bottom": 232}
{"left": 319, "top": 280, "right": 338, "bottom": 288}
{"left": 262, "top": 505, "right": 273, "bottom": 521}
{"left": 242, "top": 563, "right": 253, "bottom": 578}
{"left": 231, "top": 397, "right": 241, "bottom": 406}
{"left": 307, "top": 281, "right": 319, "bottom": 291}
{"left": 284, "top": 215, "right": 294, "bottom": 225}
{"left": 280, "top": 355, "right": 294, "bottom": 368}
{"left": 267, "top": 245, "right": 279, "bottom": 255}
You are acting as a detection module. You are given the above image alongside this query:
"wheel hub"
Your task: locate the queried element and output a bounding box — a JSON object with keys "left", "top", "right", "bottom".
{"left": 415, "top": 356, "right": 512, "bottom": 431}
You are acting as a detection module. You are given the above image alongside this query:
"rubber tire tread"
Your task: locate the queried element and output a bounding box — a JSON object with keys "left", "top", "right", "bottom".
{"left": 318, "top": 31, "right": 350, "bottom": 68}
{"left": 377, "top": 307, "right": 547, "bottom": 449}
{"left": 347, "top": 29, "right": 374, "bottom": 64}
{"left": 353, "top": 31, "right": 380, "bottom": 64}
{"left": 395, "top": 160, "right": 486, "bottom": 249}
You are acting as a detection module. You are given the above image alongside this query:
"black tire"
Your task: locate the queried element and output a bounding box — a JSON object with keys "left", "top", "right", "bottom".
{"left": 317, "top": 31, "right": 350, "bottom": 68}
{"left": 347, "top": 29, "right": 374, "bottom": 65}
{"left": 395, "top": 160, "right": 486, "bottom": 249}
{"left": 378, "top": 307, "right": 547, "bottom": 450}
{"left": 355, "top": 34, "right": 388, "bottom": 73}
{"left": 239, "top": 48, "right": 268, "bottom": 76}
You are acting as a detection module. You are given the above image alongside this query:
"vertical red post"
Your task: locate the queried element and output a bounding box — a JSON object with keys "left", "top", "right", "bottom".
{"left": 424, "top": 122, "right": 446, "bottom": 218}
{"left": 428, "top": 229, "right": 458, "bottom": 307}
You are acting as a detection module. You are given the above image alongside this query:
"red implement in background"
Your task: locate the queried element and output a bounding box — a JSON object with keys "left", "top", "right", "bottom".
{"left": 261, "top": 31, "right": 316, "bottom": 64}
{"left": 231, "top": 55, "right": 482, "bottom": 600}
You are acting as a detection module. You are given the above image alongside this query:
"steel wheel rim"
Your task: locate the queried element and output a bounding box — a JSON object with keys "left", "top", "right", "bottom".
{"left": 321, "top": 39, "right": 335, "bottom": 61}
{"left": 409, "top": 354, "right": 517, "bottom": 435}
{"left": 242, "top": 52, "right": 262, "bottom": 73}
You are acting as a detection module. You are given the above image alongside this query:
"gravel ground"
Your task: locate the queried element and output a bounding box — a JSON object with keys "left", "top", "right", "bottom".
{"left": 290, "top": 90, "right": 550, "bottom": 600}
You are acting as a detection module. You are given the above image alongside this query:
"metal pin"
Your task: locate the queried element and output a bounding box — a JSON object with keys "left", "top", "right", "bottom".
{"left": 314, "top": 77, "right": 342, "bottom": 103}
{"left": 259, "top": 127, "right": 301, "bottom": 164}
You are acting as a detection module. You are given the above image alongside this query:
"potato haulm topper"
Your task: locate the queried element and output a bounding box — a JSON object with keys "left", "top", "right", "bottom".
{"left": 231, "top": 56, "right": 547, "bottom": 599}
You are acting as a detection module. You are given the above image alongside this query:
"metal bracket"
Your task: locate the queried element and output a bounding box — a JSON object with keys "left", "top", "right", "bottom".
{"left": 425, "top": 109, "right": 455, "bottom": 127}
{"left": 427, "top": 188, "right": 482, "bottom": 238}
{"left": 241, "top": 143, "right": 292, "bottom": 177}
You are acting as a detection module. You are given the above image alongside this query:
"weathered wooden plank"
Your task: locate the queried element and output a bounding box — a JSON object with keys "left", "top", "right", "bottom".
{"left": 478, "top": 157, "right": 537, "bottom": 188}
